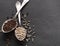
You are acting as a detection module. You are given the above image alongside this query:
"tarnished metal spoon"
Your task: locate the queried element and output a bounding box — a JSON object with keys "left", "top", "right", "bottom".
{"left": 15, "top": 0, "right": 29, "bottom": 41}
{"left": 1, "top": 0, "right": 29, "bottom": 33}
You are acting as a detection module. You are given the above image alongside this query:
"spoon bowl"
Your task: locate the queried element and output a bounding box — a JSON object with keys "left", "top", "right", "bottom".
{"left": 15, "top": 27, "right": 27, "bottom": 41}
{"left": 1, "top": 19, "right": 18, "bottom": 33}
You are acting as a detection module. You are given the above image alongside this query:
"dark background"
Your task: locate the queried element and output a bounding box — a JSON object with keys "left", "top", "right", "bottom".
{"left": 0, "top": 0, "right": 60, "bottom": 46}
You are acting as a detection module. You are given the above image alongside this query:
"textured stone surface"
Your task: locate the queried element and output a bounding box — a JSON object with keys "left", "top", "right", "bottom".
{"left": 0, "top": 0, "right": 60, "bottom": 46}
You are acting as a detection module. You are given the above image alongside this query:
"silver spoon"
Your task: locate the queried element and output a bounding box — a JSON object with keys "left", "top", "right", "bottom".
{"left": 1, "top": 0, "right": 29, "bottom": 33}
{"left": 15, "top": 0, "right": 29, "bottom": 41}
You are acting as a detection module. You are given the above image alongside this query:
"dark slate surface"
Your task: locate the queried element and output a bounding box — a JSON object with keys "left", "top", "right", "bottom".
{"left": 0, "top": 0, "right": 60, "bottom": 46}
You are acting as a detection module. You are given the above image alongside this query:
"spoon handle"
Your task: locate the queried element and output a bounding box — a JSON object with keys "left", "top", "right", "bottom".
{"left": 13, "top": 0, "right": 29, "bottom": 19}
{"left": 18, "top": 12, "right": 21, "bottom": 26}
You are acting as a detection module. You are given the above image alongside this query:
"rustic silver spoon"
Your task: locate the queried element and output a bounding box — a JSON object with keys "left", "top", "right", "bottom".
{"left": 15, "top": 0, "right": 29, "bottom": 41}
{"left": 1, "top": 0, "right": 29, "bottom": 33}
